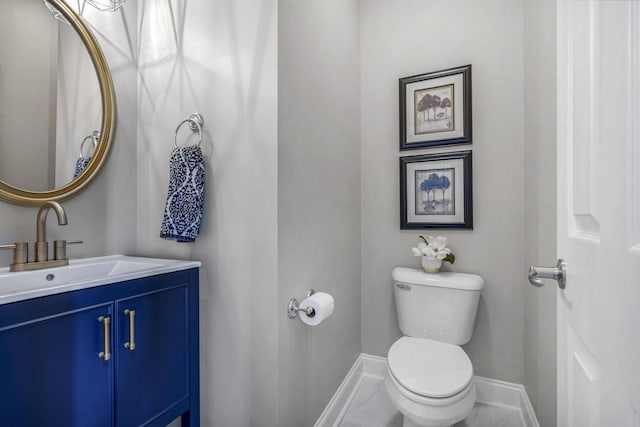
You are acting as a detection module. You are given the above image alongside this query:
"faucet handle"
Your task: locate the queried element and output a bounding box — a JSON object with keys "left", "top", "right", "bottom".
{"left": 53, "top": 240, "right": 83, "bottom": 261}
{"left": 0, "top": 242, "right": 29, "bottom": 265}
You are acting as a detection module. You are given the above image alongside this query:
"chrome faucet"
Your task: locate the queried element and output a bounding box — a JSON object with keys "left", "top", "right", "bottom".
{"left": 36, "top": 201, "right": 68, "bottom": 262}
{"left": 0, "top": 201, "right": 82, "bottom": 272}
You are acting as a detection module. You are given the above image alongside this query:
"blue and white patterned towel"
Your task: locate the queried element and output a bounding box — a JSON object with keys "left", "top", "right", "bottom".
{"left": 160, "top": 146, "right": 205, "bottom": 242}
{"left": 73, "top": 156, "right": 91, "bottom": 179}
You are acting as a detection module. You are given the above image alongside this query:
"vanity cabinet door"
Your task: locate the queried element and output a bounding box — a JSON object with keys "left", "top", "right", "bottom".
{"left": 0, "top": 304, "right": 114, "bottom": 427}
{"left": 115, "top": 285, "right": 189, "bottom": 427}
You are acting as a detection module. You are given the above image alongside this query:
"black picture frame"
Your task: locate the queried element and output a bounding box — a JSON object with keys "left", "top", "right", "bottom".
{"left": 399, "top": 65, "right": 472, "bottom": 150}
{"left": 400, "top": 151, "right": 473, "bottom": 229}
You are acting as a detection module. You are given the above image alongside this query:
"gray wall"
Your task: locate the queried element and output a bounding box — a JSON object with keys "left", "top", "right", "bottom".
{"left": 360, "top": 0, "right": 527, "bottom": 384}
{"left": 523, "top": 0, "right": 557, "bottom": 425}
{"left": 278, "top": 1, "right": 361, "bottom": 425}
{"left": 133, "top": 0, "right": 279, "bottom": 425}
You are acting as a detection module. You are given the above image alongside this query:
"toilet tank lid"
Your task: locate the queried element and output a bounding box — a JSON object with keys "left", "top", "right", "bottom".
{"left": 392, "top": 267, "right": 484, "bottom": 291}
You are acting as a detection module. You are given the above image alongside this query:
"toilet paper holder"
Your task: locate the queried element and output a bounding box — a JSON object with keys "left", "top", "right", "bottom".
{"left": 287, "top": 289, "right": 316, "bottom": 319}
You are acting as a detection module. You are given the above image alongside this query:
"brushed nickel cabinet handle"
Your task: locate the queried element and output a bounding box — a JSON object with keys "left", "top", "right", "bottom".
{"left": 98, "top": 316, "right": 111, "bottom": 361}
{"left": 124, "top": 309, "right": 136, "bottom": 351}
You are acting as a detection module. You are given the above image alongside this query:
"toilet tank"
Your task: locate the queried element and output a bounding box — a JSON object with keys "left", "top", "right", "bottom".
{"left": 392, "top": 267, "right": 484, "bottom": 345}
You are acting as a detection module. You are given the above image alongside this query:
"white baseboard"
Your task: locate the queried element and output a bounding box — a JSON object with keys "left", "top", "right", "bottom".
{"left": 313, "top": 353, "right": 365, "bottom": 427}
{"left": 314, "top": 353, "right": 540, "bottom": 427}
{"left": 473, "top": 376, "right": 540, "bottom": 427}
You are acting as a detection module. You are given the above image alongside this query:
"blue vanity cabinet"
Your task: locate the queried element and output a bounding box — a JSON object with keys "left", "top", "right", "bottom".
{"left": 0, "top": 303, "right": 114, "bottom": 427}
{"left": 0, "top": 268, "right": 199, "bottom": 427}
{"left": 115, "top": 285, "right": 190, "bottom": 426}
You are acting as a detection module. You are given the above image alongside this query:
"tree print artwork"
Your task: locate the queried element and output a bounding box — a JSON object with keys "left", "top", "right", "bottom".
{"left": 400, "top": 65, "right": 471, "bottom": 150}
{"left": 415, "top": 168, "right": 455, "bottom": 215}
{"left": 400, "top": 150, "right": 472, "bottom": 229}
{"left": 414, "top": 84, "right": 454, "bottom": 135}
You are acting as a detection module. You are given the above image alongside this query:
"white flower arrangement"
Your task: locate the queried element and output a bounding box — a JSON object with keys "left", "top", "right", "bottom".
{"left": 411, "top": 235, "right": 455, "bottom": 264}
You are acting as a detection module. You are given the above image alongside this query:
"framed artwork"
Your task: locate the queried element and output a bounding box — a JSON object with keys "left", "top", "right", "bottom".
{"left": 399, "top": 65, "right": 472, "bottom": 150}
{"left": 400, "top": 151, "right": 473, "bottom": 229}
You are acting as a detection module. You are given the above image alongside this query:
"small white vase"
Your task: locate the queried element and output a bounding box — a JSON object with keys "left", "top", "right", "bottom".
{"left": 421, "top": 257, "right": 442, "bottom": 273}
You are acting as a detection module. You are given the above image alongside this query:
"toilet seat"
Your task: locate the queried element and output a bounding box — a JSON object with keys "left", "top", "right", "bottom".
{"left": 387, "top": 337, "right": 473, "bottom": 398}
{"left": 384, "top": 366, "right": 476, "bottom": 427}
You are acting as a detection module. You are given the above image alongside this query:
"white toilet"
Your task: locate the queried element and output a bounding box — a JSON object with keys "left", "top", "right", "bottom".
{"left": 385, "top": 267, "right": 484, "bottom": 427}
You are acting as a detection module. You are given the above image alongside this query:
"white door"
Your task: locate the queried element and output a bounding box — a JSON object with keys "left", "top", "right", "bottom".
{"left": 556, "top": 1, "right": 640, "bottom": 426}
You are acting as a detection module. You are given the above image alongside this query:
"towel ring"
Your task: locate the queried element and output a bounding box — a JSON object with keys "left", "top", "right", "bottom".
{"left": 173, "top": 113, "right": 204, "bottom": 149}
{"left": 79, "top": 131, "right": 100, "bottom": 159}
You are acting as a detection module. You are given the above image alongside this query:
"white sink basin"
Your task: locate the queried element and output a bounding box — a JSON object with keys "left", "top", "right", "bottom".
{"left": 0, "top": 255, "right": 201, "bottom": 305}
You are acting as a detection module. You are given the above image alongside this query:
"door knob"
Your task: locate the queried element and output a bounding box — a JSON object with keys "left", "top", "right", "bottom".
{"left": 528, "top": 259, "right": 566, "bottom": 289}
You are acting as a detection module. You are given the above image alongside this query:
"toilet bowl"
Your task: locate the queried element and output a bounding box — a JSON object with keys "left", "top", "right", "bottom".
{"left": 385, "top": 337, "right": 475, "bottom": 427}
{"left": 387, "top": 268, "right": 484, "bottom": 427}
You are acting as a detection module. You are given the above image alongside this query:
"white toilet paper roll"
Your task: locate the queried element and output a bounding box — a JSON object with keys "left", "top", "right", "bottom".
{"left": 299, "top": 292, "right": 334, "bottom": 326}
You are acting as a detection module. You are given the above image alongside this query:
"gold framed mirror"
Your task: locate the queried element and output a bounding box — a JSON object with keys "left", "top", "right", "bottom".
{"left": 0, "top": 0, "right": 116, "bottom": 206}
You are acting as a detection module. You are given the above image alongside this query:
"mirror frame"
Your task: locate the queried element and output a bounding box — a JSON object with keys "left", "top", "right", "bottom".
{"left": 0, "top": 0, "right": 116, "bottom": 206}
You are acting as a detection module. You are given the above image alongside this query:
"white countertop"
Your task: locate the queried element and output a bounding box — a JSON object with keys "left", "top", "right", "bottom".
{"left": 0, "top": 255, "right": 201, "bottom": 306}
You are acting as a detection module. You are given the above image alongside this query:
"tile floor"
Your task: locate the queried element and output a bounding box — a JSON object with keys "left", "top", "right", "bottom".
{"left": 338, "top": 375, "right": 524, "bottom": 427}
